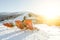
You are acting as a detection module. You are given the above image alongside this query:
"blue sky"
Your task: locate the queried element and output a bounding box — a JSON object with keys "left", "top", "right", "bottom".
{"left": 0, "top": 0, "right": 41, "bottom": 12}
{"left": 0, "top": 0, "right": 60, "bottom": 16}
{"left": 0, "top": 0, "right": 35, "bottom": 12}
{"left": 0, "top": 0, "right": 49, "bottom": 13}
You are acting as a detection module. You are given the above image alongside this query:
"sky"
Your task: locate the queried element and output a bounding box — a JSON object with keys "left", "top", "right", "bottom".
{"left": 0, "top": 0, "right": 40, "bottom": 12}
{"left": 0, "top": 0, "right": 60, "bottom": 17}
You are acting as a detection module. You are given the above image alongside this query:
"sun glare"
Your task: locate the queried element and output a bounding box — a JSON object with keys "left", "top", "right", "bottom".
{"left": 44, "top": 13, "right": 57, "bottom": 20}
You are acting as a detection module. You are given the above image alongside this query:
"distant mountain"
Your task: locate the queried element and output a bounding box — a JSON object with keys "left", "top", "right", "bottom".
{"left": 0, "top": 12, "right": 44, "bottom": 24}
{"left": 0, "top": 12, "right": 26, "bottom": 21}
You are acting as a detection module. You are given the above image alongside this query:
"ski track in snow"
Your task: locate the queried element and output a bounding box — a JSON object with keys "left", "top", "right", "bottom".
{"left": 1, "top": 23, "right": 60, "bottom": 40}
{"left": 0, "top": 23, "right": 48, "bottom": 40}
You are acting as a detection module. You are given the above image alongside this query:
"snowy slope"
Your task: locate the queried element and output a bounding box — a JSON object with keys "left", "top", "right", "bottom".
{"left": 0, "top": 12, "right": 60, "bottom": 40}
{"left": 0, "top": 23, "right": 48, "bottom": 40}
{"left": 0, "top": 12, "right": 48, "bottom": 40}
{"left": 34, "top": 24, "right": 60, "bottom": 40}
{"left": 1, "top": 23, "right": 60, "bottom": 40}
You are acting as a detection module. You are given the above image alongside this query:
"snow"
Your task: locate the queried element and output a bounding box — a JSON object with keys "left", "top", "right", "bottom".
{"left": 0, "top": 13, "right": 60, "bottom": 40}
{"left": 34, "top": 24, "right": 60, "bottom": 40}
{"left": 0, "top": 22, "right": 48, "bottom": 40}
{"left": 0, "top": 23, "right": 60, "bottom": 40}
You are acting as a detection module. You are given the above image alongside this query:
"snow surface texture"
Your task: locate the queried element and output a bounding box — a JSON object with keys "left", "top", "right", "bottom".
{"left": 0, "top": 23, "right": 48, "bottom": 40}
{"left": 1, "top": 23, "right": 60, "bottom": 40}
{"left": 34, "top": 24, "right": 60, "bottom": 40}
{"left": 0, "top": 13, "right": 48, "bottom": 40}
{"left": 0, "top": 13, "right": 60, "bottom": 40}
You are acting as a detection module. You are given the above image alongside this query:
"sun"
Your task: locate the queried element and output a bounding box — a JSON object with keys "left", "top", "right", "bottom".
{"left": 45, "top": 13, "right": 57, "bottom": 20}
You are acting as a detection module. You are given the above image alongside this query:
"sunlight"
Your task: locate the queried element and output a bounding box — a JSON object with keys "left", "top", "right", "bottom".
{"left": 44, "top": 13, "right": 57, "bottom": 20}
{"left": 31, "top": 1, "right": 60, "bottom": 20}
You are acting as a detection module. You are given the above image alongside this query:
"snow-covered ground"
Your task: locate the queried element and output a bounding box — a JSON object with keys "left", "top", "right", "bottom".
{"left": 0, "top": 23, "right": 60, "bottom": 40}
{"left": 34, "top": 24, "right": 60, "bottom": 40}
{"left": 0, "top": 23, "right": 48, "bottom": 40}
{"left": 0, "top": 13, "right": 60, "bottom": 40}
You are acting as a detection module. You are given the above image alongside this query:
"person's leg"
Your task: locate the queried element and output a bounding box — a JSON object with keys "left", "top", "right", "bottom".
{"left": 15, "top": 20, "right": 25, "bottom": 30}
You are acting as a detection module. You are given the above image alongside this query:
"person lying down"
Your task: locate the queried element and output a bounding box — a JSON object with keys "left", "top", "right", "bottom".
{"left": 3, "top": 19, "right": 39, "bottom": 31}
